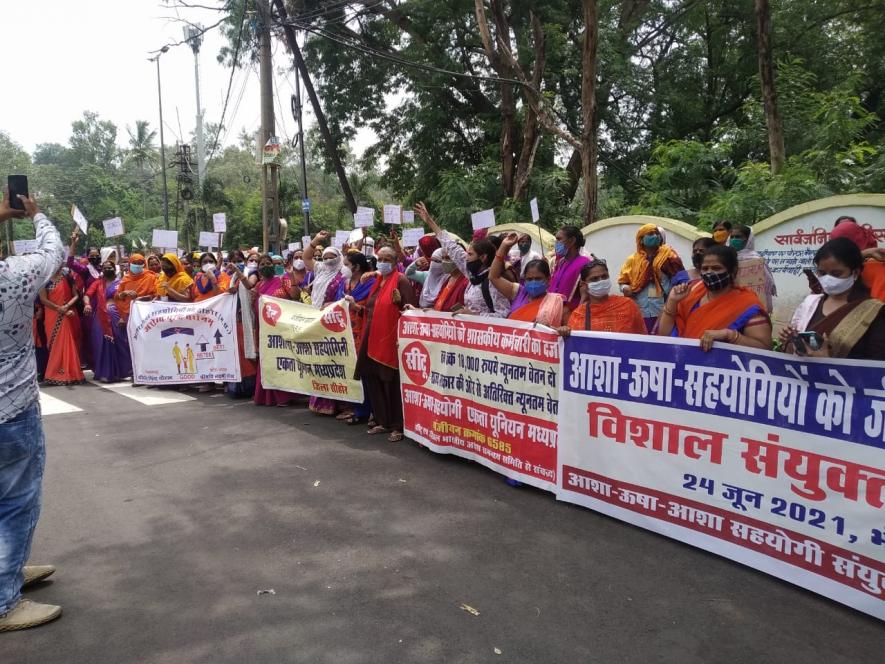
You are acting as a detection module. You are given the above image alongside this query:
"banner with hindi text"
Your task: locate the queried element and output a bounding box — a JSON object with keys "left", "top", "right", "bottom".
{"left": 556, "top": 332, "right": 885, "bottom": 620}
{"left": 128, "top": 293, "right": 240, "bottom": 384}
{"left": 399, "top": 311, "right": 559, "bottom": 492}
{"left": 258, "top": 296, "right": 363, "bottom": 403}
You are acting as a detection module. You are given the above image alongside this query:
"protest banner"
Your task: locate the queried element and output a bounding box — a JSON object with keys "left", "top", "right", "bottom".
{"left": 102, "top": 217, "right": 125, "bottom": 238}
{"left": 213, "top": 212, "right": 227, "bottom": 233}
{"left": 399, "top": 311, "right": 559, "bottom": 491}
{"left": 128, "top": 293, "right": 240, "bottom": 385}
{"left": 556, "top": 332, "right": 885, "bottom": 620}
{"left": 257, "top": 296, "right": 363, "bottom": 403}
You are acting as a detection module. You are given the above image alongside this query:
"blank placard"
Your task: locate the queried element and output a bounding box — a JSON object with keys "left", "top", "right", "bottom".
{"left": 470, "top": 208, "right": 496, "bottom": 231}
{"left": 212, "top": 212, "right": 227, "bottom": 233}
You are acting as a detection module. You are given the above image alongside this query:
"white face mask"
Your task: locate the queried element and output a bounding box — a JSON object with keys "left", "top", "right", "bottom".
{"left": 378, "top": 261, "right": 394, "bottom": 276}
{"left": 246, "top": 261, "right": 258, "bottom": 270}
{"left": 341, "top": 266, "right": 353, "bottom": 280}
{"left": 587, "top": 278, "right": 611, "bottom": 297}
{"left": 323, "top": 257, "right": 339, "bottom": 268}
{"left": 292, "top": 259, "right": 306, "bottom": 271}
{"left": 818, "top": 273, "right": 856, "bottom": 296}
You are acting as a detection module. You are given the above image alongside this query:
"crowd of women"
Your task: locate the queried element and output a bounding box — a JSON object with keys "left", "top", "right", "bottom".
{"left": 36, "top": 205, "right": 884, "bottom": 443}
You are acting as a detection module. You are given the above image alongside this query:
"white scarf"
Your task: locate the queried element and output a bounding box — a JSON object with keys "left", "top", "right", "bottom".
{"left": 419, "top": 248, "right": 447, "bottom": 308}
{"left": 311, "top": 247, "right": 343, "bottom": 309}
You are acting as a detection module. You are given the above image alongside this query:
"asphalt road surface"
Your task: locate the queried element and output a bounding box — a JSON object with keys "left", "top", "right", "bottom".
{"left": 5, "top": 381, "right": 883, "bottom": 663}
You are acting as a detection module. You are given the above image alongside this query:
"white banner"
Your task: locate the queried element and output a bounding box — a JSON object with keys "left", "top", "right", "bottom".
{"left": 127, "top": 293, "right": 241, "bottom": 384}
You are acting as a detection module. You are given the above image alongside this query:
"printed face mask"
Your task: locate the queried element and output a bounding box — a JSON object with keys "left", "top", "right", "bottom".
{"left": 701, "top": 270, "right": 731, "bottom": 292}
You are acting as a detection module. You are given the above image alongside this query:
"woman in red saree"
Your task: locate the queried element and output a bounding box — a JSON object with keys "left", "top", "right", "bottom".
{"left": 354, "top": 247, "right": 417, "bottom": 442}
{"left": 38, "top": 267, "right": 85, "bottom": 385}
{"left": 558, "top": 258, "right": 647, "bottom": 335}
{"left": 657, "top": 245, "right": 771, "bottom": 352}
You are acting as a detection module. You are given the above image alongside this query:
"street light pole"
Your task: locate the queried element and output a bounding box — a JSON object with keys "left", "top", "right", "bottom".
{"left": 151, "top": 46, "right": 171, "bottom": 230}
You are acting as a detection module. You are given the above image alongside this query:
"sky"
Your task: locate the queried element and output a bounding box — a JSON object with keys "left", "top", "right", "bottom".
{"left": 3, "top": 0, "right": 374, "bottom": 157}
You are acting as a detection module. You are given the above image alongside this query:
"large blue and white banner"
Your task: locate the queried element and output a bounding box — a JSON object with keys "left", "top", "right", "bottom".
{"left": 556, "top": 333, "right": 885, "bottom": 620}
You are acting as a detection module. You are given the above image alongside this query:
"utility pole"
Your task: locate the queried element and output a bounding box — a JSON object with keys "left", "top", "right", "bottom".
{"left": 292, "top": 62, "right": 310, "bottom": 238}
{"left": 273, "top": 0, "right": 357, "bottom": 214}
{"left": 151, "top": 46, "right": 171, "bottom": 229}
{"left": 257, "top": 0, "right": 280, "bottom": 253}
{"left": 185, "top": 25, "right": 207, "bottom": 189}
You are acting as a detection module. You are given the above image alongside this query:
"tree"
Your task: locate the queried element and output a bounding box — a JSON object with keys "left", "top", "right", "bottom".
{"left": 755, "top": 0, "right": 785, "bottom": 174}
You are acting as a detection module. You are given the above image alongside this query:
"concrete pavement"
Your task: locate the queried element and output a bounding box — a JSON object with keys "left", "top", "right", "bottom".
{"left": 5, "top": 381, "right": 883, "bottom": 663}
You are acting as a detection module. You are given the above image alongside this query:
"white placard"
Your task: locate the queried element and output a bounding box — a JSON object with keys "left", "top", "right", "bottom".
{"left": 357, "top": 206, "right": 375, "bottom": 215}
{"left": 13, "top": 239, "right": 38, "bottom": 254}
{"left": 199, "top": 231, "right": 220, "bottom": 248}
{"left": 354, "top": 211, "right": 374, "bottom": 228}
{"left": 102, "top": 216, "right": 125, "bottom": 238}
{"left": 71, "top": 205, "right": 88, "bottom": 233}
{"left": 152, "top": 229, "right": 179, "bottom": 250}
{"left": 302, "top": 235, "right": 312, "bottom": 250}
{"left": 530, "top": 197, "right": 540, "bottom": 223}
{"left": 333, "top": 230, "right": 351, "bottom": 248}
{"left": 402, "top": 210, "right": 415, "bottom": 225}
{"left": 348, "top": 228, "right": 364, "bottom": 244}
{"left": 470, "top": 208, "right": 496, "bottom": 231}
{"left": 212, "top": 212, "right": 227, "bottom": 233}
{"left": 402, "top": 228, "right": 425, "bottom": 248}
{"left": 288, "top": 242, "right": 302, "bottom": 252}
{"left": 383, "top": 204, "right": 402, "bottom": 225}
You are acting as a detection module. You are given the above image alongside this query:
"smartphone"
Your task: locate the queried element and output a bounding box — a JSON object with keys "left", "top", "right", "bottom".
{"left": 7, "top": 175, "right": 28, "bottom": 211}
{"left": 798, "top": 331, "right": 823, "bottom": 351}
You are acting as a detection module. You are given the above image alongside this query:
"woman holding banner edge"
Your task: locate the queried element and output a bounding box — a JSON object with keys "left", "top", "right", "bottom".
{"left": 657, "top": 244, "right": 771, "bottom": 352}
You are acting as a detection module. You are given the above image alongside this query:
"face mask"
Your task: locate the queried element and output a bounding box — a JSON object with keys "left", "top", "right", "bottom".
{"left": 713, "top": 230, "right": 729, "bottom": 244}
{"left": 292, "top": 259, "right": 306, "bottom": 271}
{"left": 818, "top": 274, "right": 856, "bottom": 296}
{"left": 324, "top": 257, "right": 339, "bottom": 268}
{"left": 728, "top": 238, "right": 747, "bottom": 251}
{"left": 554, "top": 241, "right": 567, "bottom": 257}
{"left": 202, "top": 263, "right": 216, "bottom": 273}
{"left": 162, "top": 266, "right": 176, "bottom": 277}
{"left": 441, "top": 260, "right": 456, "bottom": 274}
{"left": 246, "top": 261, "right": 258, "bottom": 269}
{"left": 701, "top": 270, "right": 731, "bottom": 292}
{"left": 691, "top": 253, "right": 704, "bottom": 270}
{"left": 466, "top": 258, "right": 484, "bottom": 276}
{"left": 341, "top": 266, "right": 353, "bottom": 281}
{"left": 89, "top": 255, "right": 100, "bottom": 266}
{"left": 274, "top": 265, "right": 285, "bottom": 276}
{"left": 524, "top": 281, "right": 548, "bottom": 298}
{"left": 518, "top": 242, "right": 531, "bottom": 255}
{"left": 377, "top": 261, "right": 394, "bottom": 276}
{"left": 236, "top": 263, "right": 245, "bottom": 271}
{"left": 130, "top": 264, "right": 144, "bottom": 275}
{"left": 259, "top": 266, "right": 275, "bottom": 278}
{"left": 587, "top": 278, "right": 611, "bottom": 297}
{"left": 642, "top": 234, "right": 661, "bottom": 248}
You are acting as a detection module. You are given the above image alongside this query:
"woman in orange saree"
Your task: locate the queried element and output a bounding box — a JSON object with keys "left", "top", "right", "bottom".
{"left": 558, "top": 258, "right": 647, "bottom": 335}
{"left": 38, "top": 268, "right": 85, "bottom": 385}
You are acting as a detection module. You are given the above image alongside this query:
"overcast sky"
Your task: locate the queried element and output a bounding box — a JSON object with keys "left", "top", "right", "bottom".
{"left": 4, "top": 0, "right": 373, "bottom": 157}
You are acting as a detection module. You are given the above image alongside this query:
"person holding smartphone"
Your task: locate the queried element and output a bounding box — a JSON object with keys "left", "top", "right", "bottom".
{"left": 0, "top": 188, "right": 66, "bottom": 631}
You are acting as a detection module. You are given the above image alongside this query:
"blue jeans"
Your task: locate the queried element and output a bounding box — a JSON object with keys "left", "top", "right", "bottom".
{"left": 0, "top": 404, "right": 44, "bottom": 614}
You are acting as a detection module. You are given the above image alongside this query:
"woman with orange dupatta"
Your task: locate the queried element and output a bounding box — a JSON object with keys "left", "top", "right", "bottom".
{"left": 657, "top": 245, "right": 771, "bottom": 352}
{"left": 558, "top": 258, "right": 646, "bottom": 336}
{"left": 114, "top": 253, "right": 157, "bottom": 326}
{"left": 354, "top": 247, "right": 417, "bottom": 442}
{"left": 618, "top": 224, "right": 685, "bottom": 331}
{"left": 38, "top": 266, "right": 85, "bottom": 385}
{"left": 488, "top": 234, "right": 562, "bottom": 327}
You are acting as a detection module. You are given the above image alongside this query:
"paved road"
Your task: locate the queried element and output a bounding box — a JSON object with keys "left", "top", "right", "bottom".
{"left": 5, "top": 382, "right": 884, "bottom": 663}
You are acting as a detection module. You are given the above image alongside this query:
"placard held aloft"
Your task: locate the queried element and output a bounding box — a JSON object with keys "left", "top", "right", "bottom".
{"left": 470, "top": 208, "right": 496, "bottom": 231}
{"left": 102, "top": 217, "right": 125, "bottom": 238}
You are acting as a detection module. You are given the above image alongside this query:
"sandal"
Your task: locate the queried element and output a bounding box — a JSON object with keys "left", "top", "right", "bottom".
{"left": 367, "top": 425, "right": 388, "bottom": 435}
{"left": 336, "top": 411, "right": 354, "bottom": 421}
{"left": 345, "top": 415, "right": 366, "bottom": 426}
{"left": 388, "top": 431, "right": 404, "bottom": 443}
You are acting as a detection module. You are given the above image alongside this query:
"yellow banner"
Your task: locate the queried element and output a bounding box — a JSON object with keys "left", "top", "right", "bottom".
{"left": 258, "top": 296, "right": 363, "bottom": 403}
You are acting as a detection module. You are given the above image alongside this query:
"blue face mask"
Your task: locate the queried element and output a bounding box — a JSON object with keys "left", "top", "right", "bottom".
{"left": 130, "top": 264, "right": 144, "bottom": 275}
{"left": 378, "top": 261, "right": 394, "bottom": 276}
{"left": 554, "top": 241, "right": 567, "bottom": 257}
{"left": 642, "top": 234, "right": 661, "bottom": 248}
{"left": 236, "top": 263, "right": 245, "bottom": 271}
{"left": 524, "top": 280, "right": 548, "bottom": 298}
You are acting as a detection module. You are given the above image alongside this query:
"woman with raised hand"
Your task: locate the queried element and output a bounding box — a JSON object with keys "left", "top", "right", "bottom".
{"left": 354, "top": 247, "right": 417, "bottom": 442}
{"left": 558, "top": 257, "right": 646, "bottom": 336}
{"left": 488, "top": 232, "right": 563, "bottom": 327}
{"left": 415, "top": 202, "right": 510, "bottom": 318}
{"left": 656, "top": 244, "right": 771, "bottom": 352}
{"left": 779, "top": 237, "right": 884, "bottom": 360}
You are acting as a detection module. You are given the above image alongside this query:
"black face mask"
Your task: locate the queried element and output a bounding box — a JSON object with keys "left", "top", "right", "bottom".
{"left": 89, "top": 255, "right": 101, "bottom": 266}
{"left": 103, "top": 268, "right": 116, "bottom": 279}
{"left": 466, "top": 258, "right": 484, "bottom": 276}
{"left": 691, "top": 253, "right": 704, "bottom": 270}
{"left": 162, "top": 266, "right": 177, "bottom": 277}
{"left": 518, "top": 242, "right": 531, "bottom": 255}
{"left": 701, "top": 270, "right": 731, "bottom": 292}
{"left": 259, "top": 265, "right": 275, "bottom": 278}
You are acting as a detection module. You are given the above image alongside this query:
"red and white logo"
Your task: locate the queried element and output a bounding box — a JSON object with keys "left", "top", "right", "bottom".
{"left": 402, "top": 341, "right": 431, "bottom": 386}
{"left": 320, "top": 304, "right": 347, "bottom": 332}
{"left": 262, "top": 302, "right": 282, "bottom": 327}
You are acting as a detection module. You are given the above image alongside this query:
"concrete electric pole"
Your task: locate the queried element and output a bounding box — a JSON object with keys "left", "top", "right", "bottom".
{"left": 184, "top": 25, "right": 206, "bottom": 190}
{"left": 256, "top": 0, "right": 280, "bottom": 253}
